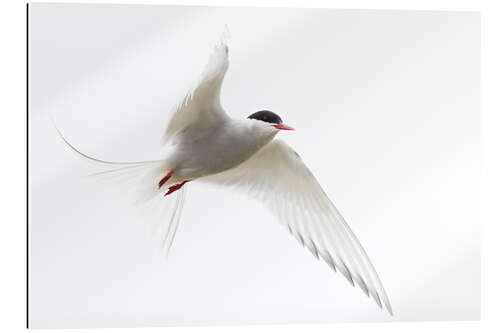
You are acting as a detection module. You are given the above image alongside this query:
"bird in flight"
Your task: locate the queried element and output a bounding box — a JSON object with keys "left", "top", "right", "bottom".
{"left": 55, "top": 41, "right": 392, "bottom": 315}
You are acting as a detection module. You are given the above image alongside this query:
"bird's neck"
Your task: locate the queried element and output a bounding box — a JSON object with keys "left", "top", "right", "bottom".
{"left": 236, "top": 119, "right": 278, "bottom": 151}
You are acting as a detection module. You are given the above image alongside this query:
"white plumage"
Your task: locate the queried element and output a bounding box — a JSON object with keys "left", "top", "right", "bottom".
{"left": 55, "top": 39, "right": 393, "bottom": 316}
{"left": 202, "top": 139, "right": 392, "bottom": 314}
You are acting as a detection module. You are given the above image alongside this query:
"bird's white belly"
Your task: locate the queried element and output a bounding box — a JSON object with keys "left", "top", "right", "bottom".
{"left": 169, "top": 121, "right": 276, "bottom": 180}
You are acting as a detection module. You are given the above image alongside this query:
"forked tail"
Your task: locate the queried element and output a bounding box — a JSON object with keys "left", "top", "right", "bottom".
{"left": 52, "top": 118, "right": 187, "bottom": 257}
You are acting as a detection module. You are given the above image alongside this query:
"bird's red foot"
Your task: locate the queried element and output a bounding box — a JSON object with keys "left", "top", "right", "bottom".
{"left": 164, "top": 180, "right": 190, "bottom": 196}
{"left": 158, "top": 169, "right": 175, "bottom": 189}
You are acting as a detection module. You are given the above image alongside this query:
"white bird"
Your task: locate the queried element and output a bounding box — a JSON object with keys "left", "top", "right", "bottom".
{"left": 55, "top": 41, "right": 393, "bottom": 315}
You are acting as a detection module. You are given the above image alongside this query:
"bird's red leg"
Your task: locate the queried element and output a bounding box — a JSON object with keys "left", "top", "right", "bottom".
{"left": 158, "top": 169, "right": 175, "bottom": 189}
{"left": 164, "top": 180, "right": 190, "bottom": 196}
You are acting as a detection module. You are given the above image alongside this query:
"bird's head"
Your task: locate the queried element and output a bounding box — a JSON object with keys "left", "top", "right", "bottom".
{"left": 247, "top": 110, "right": 294, "bottom": 132}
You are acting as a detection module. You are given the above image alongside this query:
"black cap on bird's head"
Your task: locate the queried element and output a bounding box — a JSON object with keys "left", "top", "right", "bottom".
{"left": 247, "top": 110, "right": 294, "bottom": 131}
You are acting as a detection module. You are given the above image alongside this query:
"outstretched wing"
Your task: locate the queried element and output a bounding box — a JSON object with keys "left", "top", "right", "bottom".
{"left": 162, "top": 42, "right": 230, "bottom": 144}
{"left": 201, "top": 139, "right": 393, "bottom": 315}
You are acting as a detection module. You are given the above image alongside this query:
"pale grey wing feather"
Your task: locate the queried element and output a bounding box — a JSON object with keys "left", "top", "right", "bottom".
{"left": 162, "top": 42, "right": 230, "bottom": 144}
{"left": 52, "top": 96, "right": 189, "bottom": 259}
{"left": 201, "top": 139, "right": 393, "bottom": 315}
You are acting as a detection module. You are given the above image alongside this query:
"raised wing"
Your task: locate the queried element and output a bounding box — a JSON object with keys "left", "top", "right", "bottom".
{"left": 162, "top": 42, "right": 230, "bottom": 144}
{"left": 201, "top": 139, "right": 393, "bottom": 315}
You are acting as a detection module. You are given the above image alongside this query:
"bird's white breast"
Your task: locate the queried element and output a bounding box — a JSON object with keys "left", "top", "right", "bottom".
{"left": 166, "top": 118, "right": 278, "bottom": 180}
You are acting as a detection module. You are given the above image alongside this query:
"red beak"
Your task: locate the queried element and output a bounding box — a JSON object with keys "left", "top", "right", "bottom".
{"left": 274, "top": 124, "right": 295, "bottom": 131}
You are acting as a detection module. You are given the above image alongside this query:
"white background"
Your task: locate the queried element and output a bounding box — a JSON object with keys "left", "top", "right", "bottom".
{"left": 1, "top": 0, "right": 499, "bottom": 333}
{"left": 28, "top": 3, "right": 480, "bottom": 328}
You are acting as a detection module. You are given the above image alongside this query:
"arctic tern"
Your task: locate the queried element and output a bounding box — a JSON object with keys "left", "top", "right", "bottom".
{"left": 56, "top": 41, "right": 393, "bottom": 315}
